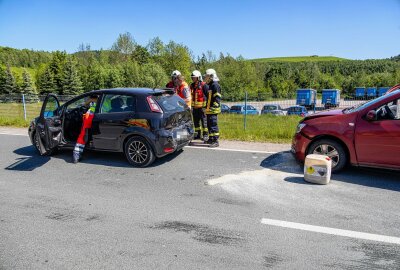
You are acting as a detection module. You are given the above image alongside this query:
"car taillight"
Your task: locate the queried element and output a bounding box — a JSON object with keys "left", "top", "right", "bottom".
{"left": 147, "top": 96, "right": 163, "bottom": 113}
{"left": 164, "top": 147, "right": 174, "bottom": 153}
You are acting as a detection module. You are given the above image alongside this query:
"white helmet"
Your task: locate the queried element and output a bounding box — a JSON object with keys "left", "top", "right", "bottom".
{"left": 204, "top": 68, "right": 219, "bottom": 81}
{"left": 191, "top": 70, "right": 202, "bottom": 80}
{"left": 171, "top": 70, "right": 181, "bottom": 78}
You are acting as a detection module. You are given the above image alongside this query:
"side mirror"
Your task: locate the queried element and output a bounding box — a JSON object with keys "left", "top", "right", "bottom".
{"left": 366, "top": 110, "right": 377, "bottom": 121}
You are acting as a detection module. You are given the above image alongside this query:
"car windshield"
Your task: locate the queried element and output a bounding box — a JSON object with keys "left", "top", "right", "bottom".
{"left": 344, "top": 90, "right": 400, "bottom": 113}
{"left": 231, "top": 106, "right": 242, "bottom": 111}
{"left": 153, "top": 94, "right": 186, "bottom": 112}
{"left": 289, "top": 107, "right": 302, "bottom": 112}
{"left": 264, "top": 105, "right": 277, "bottom": 110}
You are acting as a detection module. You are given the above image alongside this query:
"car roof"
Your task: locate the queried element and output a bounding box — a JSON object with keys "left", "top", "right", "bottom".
{"left": 89, "top": 88, "right": 169, "bottom": 96}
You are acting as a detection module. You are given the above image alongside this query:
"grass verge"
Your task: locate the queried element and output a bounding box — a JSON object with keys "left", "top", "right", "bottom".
{"left": 0, "top": 113, "right": 301, "bottom": 144}
{"left": 0, "top": 117, "right": 30, "bottom": 127}
{"left": 218, "top": 114, "right": 300, "bottom": 143}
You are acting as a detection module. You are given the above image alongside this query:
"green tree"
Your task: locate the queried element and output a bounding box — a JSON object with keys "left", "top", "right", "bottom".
{"left": 160, "top": 41, "right": 192, "bottom": 78}
{"left": 21, "top": 68, "right": 36, "bottom": 94}
{"left": 4, "top": 66, "right": 17, "bottom": 94}
{"left": 139, "top": 63, "right": 168, "bottom": 88}
{"left": 132, "top": 45, "right": 151, "bottom": 65}
{"left": 48, "top": 51, "right": 67, "bottom": 93}
{"left": 0, "top": 66, "right": 6, "bottom": 94}
{"left": 111, "top": 32, "right": 137, "bottom": 62}
{"left": 105, "top": 67, "right": 123, "bottom": 88}
{"left": 36, "top": 66, "right": 56, "bottom": 94}
{"left": 62, "top": 58, "right": 83, "bottom": 95}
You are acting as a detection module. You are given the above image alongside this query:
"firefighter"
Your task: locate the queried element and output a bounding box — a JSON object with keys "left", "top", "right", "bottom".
{"left": 166, "top": 70, "right": 181, "bottom": 89}
{"left": 204, "top": 69, "right": 221, "bottom": 148}
{"left": 190, "top": 70, "right": 209, "bottom": 141}
{"left": 72, "top": 94, "right": 98, "bottom": 163}
{"left": 175, "top": 74, "right": 191, "bottom": 108}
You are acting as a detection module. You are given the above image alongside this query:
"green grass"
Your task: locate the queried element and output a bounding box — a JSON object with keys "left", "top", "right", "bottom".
{"left": 219, "top": 114, "right": 301, "bottom": 143}
{"left": 0, "top": 117, "right": 30, "bottom": 127}
{"left": 249, "top": 56, "right": 349, "bottom": 63}
{"left": 0, "top": 102, "right": 42, "bottom": 120}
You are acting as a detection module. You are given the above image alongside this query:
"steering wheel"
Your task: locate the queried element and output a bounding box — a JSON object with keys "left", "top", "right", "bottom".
{"left": 65, "top": 106, "right": 87, "bottom": 120}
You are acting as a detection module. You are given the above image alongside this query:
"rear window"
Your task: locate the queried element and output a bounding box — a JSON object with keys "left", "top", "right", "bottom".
{"left": 230, "top": 106, "right": 242, "bottom": 111}
{"left": 153, "top": 94, "right": 186, "bottom": 112}
{"left": 289, "top": 107, "right": 302, "bottom": 112}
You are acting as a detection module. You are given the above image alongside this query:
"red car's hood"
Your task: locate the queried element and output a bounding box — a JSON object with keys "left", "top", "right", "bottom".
{"left": 304, "top": 109, "right": 343, "bottom": 120}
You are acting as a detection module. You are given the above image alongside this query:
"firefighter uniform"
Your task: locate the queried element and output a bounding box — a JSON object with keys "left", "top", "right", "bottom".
{"left": 206, "top": 80, "right": 222, "bottom": 145}
{"left": 176, "top": 80, "right": 191, "bottom": 108}
{"left": 190, "top": 81, "right": 209, "bottom": 139}
{"left": 73, "top": 101, "right": 96, "bottom": 163}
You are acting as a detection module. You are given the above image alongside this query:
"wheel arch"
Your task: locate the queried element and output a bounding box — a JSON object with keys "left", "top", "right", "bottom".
{"left": 306, "top": 135, "right": 351, "bottom": 165}
{"left": 122, "top": 133, "right": 156, "bottom": 155}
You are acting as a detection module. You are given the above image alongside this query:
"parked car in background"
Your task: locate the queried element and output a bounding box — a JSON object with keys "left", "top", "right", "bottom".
{"left": 28, "top": 88, "right": 194, "bottom": 167}
{"left": 229, "top": 105, "right": 259, "bottom": 115}
{"left": 261, "top": 104, "right": 285, "bottom": 115}
{"left": 287, "top": 105, "right": 308, "bottom": 117}
{"left": 292, "top": 89, "right": 400, "bottom": 172}
{"left": 221, "top": 104, "right": 230, "bottom": 113}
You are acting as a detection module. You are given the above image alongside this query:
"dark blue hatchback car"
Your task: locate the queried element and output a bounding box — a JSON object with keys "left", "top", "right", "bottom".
{"left": 287, "top": 105, "right": 309, "bottom": 117}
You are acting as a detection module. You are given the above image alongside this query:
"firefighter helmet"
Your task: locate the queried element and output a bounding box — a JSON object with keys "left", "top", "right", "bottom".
{"left": 171, "top": 70, "right": 181, "bottom": 78}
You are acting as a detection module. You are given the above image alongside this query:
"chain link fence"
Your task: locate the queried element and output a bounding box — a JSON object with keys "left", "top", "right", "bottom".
{"left": 0, "top": 94, "right": 75, "bottom": 120}
{"left": 0, "top": 92, "right": 380, "bottom": 120}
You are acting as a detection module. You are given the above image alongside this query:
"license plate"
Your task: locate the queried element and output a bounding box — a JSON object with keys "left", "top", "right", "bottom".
{"left": 175, "top": 129, "right": 189, "bottom": 141}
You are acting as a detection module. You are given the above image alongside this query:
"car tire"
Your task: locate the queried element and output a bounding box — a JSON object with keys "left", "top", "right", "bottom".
{"left": 124, "top": 136, "right": 155, "bottom": 167}
{"left": 307, "top": 139, "right": 347, "bottom": 173}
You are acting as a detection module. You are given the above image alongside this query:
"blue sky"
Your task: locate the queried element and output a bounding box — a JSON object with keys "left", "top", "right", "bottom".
{"left": 0, "top": 0, "right": 399, "bottom": 60}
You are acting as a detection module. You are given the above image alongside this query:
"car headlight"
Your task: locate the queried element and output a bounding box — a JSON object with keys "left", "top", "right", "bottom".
{"left": 296, "top": 123, "right": 306, "bottom": 134}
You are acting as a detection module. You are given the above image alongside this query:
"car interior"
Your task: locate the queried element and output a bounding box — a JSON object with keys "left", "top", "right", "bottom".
{"left": 62, "top": 94, "right": 135, "bottom": 143}
{"left": 376, "top": 99, "right": 399, "bottom": 120}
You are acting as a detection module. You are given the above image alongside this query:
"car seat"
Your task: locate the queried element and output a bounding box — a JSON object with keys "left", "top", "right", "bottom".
{"left": 110, "top": 97, "right": 124, "bottom": 112}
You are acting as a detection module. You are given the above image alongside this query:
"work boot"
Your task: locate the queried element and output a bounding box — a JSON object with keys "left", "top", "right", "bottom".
{"left": 203, "top": 134, "right": 209, "bottom": 143}
{"left": 209, "top": 140, "right": 219, "bottom": 148}
{"left": 194, "top": 134, "right": 201, "bottom": 140}
{"left": 72, "top": 151, "right": 81, "bottom": 164}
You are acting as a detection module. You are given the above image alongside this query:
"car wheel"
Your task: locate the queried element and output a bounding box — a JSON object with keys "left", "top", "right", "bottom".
{"left": 307, "top": 139, "right": 347, "bottom": 173}
{"left": 124, "top": 136, "right": 155, "bottom": 167}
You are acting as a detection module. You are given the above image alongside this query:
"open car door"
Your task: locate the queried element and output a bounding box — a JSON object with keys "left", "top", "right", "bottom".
{"left": 35, "top": 94, "right": 63, "bottom": 155}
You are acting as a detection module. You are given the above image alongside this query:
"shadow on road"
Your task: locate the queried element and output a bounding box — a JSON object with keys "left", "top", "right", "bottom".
{"left": 260, "top": 151, "right": 400, "bottom": 192}
{"left": 6, "top": 145, "right": 50, "bottom": 171}
{"left": 8, "top": 145, "right": 184, "bottom": 171}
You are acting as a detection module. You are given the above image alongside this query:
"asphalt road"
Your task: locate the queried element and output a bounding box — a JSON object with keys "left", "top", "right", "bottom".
{"left": 1, "top": 134, "right": 400, "bottom": 270}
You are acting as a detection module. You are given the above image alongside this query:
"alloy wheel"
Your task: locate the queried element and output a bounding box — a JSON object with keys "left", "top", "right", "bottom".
{"left": 312, "top": 144, "right": 339, "bottom": 167}
{"left": 128, "top": 140, "right": 148, "bottom": 164}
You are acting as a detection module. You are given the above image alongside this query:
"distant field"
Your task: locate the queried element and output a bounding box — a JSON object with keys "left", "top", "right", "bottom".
{"left": 250, "top": 56, "right": 349, "bottom": 63}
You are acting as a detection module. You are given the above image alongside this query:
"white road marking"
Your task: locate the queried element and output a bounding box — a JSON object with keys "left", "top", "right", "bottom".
{"left": 261, "top": 218, "right": 400, "bottom": 245}
{"left": 185, "top": 145, "right": 277, "bottom": 154}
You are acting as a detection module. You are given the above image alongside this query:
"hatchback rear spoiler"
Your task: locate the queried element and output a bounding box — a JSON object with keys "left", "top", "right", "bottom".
{"left": 152, "top": 88, "right": 175, "bottom": 96}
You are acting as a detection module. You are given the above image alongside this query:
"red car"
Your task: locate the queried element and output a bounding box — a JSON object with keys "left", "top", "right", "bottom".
{"left": 292, "top": 88, "right": 400, "bottom": 173}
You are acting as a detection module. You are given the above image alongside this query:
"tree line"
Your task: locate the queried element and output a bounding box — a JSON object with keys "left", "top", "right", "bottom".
{"left": 0, "top": 32, "right": 399, "bottom": 100}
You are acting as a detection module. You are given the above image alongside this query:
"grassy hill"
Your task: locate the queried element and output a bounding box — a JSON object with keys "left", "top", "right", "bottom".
{"left": 250, "top": 56, "right": 349, "bottom": 63}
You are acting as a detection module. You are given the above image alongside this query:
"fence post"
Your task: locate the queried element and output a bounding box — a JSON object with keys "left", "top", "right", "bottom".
{"left": 244, "top": 91, "right": 247, "bottom": 130}
{"left": 22, "top": 94, "right": 27, "bottom": 121}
